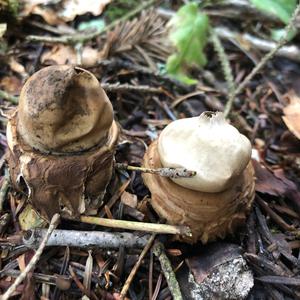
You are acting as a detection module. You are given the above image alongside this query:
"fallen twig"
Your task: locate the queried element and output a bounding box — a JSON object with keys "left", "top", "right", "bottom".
{"left": 69, "top": 265, "right": 98, "bottom": 300}
{"left": 1, "top": 214, "right": 60, "bottom": 300}
{"left": 26, "top": 0, "right": 158, "bottom": 44}
{"left": 215, "top": 26, "right": 300, "bottom": 62}
{"left": 257, "top": 275, "right": 300, "bottom": 286}
{"left": 152, "top": 242, "right": 183, "bottom": 300}
{"left": 115, "top": 163, "right": 196, "bottom": 178}
{"left": 23, "top": 229, "right": 150, "bottom": 249}
{"left": 99, "top": 179, "right": 130, "bottom": 218}
{"left": 79, "top": 216, "right": 192, "bottom": 237}
{"left": 120, "top": 234, "right": 156, "bottom": 299}
{"left": 256, "top": 195, "right": 297, "bottom": 232}
{"left": 245, "top": 253, "right": 290, "bottom": 277}
{"left": 204, "top": 0, "right": 289, "bottom": 24}
{"left": 0, "top": 82, "right": 164, "bottom": 108}
{"left": 101, "top": 83, "right": 163, "bottom": 93}
{"left": 224, "top": 2, "right": 300, "bottom": 117}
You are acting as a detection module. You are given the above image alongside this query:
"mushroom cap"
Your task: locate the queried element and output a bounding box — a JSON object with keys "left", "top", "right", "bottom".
{"left": 158, "top": 112, "right": 252, "bottom": 193}
{"left": 18, "top": 65, "right": 114, "bottom": 153}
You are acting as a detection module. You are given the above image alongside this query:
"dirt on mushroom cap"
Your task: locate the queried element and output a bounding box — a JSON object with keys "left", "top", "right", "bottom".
{"left": 17, "top": 65, "right": 114, "bottom": 153}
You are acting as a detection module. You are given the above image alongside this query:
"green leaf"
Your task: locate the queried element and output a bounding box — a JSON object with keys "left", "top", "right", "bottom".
{"left": 166, "top": 2, "right": 209, "bottom": 84}
{"left": 78, "top": 18, "right": 105, "bottom": 32}
{"left": 173, "top": 73, "right": 198, "bottom": 85}
{"left": 250, "top": 0, "right": 297, "bottom": 24}
{"left": 271, "top": 27, "right": 297, "bottom": 41}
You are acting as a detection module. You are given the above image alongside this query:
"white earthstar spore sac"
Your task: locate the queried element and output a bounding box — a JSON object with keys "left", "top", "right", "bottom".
{"left": 158, "top": 111, "right": 252, "bottom": 193}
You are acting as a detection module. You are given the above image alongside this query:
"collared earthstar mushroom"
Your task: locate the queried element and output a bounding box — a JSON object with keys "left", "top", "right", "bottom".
{"left": 142, "top": 111, "right": 255, "bottom": 243}
{"left": 6, "top": 65, "right": 119, "bottom": 220}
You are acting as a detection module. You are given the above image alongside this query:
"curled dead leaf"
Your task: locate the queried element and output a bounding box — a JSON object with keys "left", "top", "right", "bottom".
{"left": 283, "top": 91, "right": 300, "bottom": 139}
{"left": 59, "top": 0, "right": 111, "bottom": 22}
{"left": 41, "top": 45, "right": 100, "bottom": 67}
{"left": 22, "top": 0, "right": 111, "bottom": 24}
{"left": 0, "top": 76, "right": 22, "bottom": 95}
{"left": 121, "top": 191, "right": 138, "bottom": 208}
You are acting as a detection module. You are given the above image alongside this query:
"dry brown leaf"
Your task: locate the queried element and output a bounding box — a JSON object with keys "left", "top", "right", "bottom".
{"left": 41, "top": 45, "right": 99, "bottom": 67}
{"left": 253, "top": 160, "right": 300, "bottom": 212}
{"left": 83, "top": 250, "right": 93, "bottom": 294}
{"left": 283, "top": 91, "right": 300, "bottom": 139}
{"left": 0, "top": 76, "right": 22, "bottom": 95}
{"left": 22, "top": 1, "right": 63, "bottom": 25}
{"left": 22, "top": 0, "right": 110, "bottom": 25}
{"left": 41, "top": 45, "right": 77, "bottom": 65}
{"left": 253, "top": 160, "right": 288, "bottom": 196}
{"left": 17, "top": 253, "right": 26, "bottom": 272}
{"left": 59, "top": 0, "right": 111, "bottom": 21}
{"left": 8, "top": 58, "right": 28, "bottom": 78}
{"left": 121, "top": 191, "right": 138, "bottom": 208}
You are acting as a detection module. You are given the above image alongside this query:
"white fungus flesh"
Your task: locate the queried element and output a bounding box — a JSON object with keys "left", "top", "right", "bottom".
{"left": 157, "top": 112, "right": 252, "bottom": 193}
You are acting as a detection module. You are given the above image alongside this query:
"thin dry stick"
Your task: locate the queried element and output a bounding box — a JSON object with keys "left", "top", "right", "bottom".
{"left": 102, "top": 83, "right": 163, "bottom": 93}
{"left": 0, "top": 82, "right": 162, "bottom": 108}
{"left": 80, "top": 216, "right": 192, "bottom": 237}
{"left": 120, "top": 234, "right": 156, "bottom": 299}
{"left": 115, "top": 163, "right": 196, "bottom": 178}
{"left": 153, "top": 242, "right": 183, "bottom": 300}
{"left": 224, "top": 2, "right": 300, "bottom": 117}
{"left": 69, "top": 266, "right": 98, "bottom": 300}
{"left": 0, "top": 171, "right": 10, "bottom": 212}
{"left": 27, "top": 0, "right": 158, "bottom": 44}
{"left": 99, "top": 179, "right": 130, "bottom": 218}
{"left": 1, "top": 214, "right": 60, "bottom": 300}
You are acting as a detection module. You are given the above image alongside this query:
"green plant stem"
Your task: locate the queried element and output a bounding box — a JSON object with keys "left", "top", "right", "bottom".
{"left": 153, "top": 242, "right": 183, "bottom": 300}
{"left": 0, "top": 89, "right": 18, "bottom": 104}
{"left": 209, "top": 27, "right": 236, "bottom": 104}
{"left": 26, "top": 0, "right": 159, "bottom": 44}
{"left": 224, "top": 1, "right": 300, "bottom": 117}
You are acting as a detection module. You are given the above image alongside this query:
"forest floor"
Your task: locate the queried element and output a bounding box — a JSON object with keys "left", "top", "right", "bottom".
{"left": 0, "top": 1, "right": 300, "bottom": 299}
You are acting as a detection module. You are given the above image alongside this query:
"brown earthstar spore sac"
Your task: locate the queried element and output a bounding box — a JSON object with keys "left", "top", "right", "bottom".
{"left": 142, "top": 112, "right": 255, "bottom": 243}
{"left": 6, "top": 65, "right": 119, "bottom": 220}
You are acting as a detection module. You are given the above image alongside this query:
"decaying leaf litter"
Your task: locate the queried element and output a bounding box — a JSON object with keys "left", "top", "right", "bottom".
{"left": 0, "top": 0, "right": 300, "bottom": 299}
